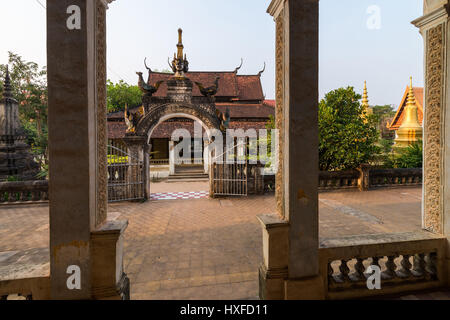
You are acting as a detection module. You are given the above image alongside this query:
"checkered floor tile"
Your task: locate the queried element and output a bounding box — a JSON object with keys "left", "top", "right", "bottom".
{"left": 150, "top": 191, "right": 209, "bottom": 201}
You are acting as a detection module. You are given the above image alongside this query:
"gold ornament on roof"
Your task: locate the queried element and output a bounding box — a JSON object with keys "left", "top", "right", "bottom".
{"left": 394, "top": 77, "right": 423, "bottom": 147}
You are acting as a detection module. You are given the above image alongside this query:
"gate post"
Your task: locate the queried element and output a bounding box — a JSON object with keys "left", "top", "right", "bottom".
{"left": 123, "top": 136, "right": 147, "bottom": 200}
{"left": 143, "top": 143, "right": 151, "bottom": 200}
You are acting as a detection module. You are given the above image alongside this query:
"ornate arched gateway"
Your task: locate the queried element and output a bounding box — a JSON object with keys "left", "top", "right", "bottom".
{"left": 112, "top": 29, "right": 225, "bottom": 201}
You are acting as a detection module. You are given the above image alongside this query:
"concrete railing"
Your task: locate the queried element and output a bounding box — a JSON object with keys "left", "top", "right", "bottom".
{"left": 150, "top": 159, "right": 169, "bottom": 165}
{"left": 319, "top": 231, "right": 445, "bottom": 299}
{"left": 0, "top": 180, "right": 49, "bottom": 204}
{"left": 248, "top": 165, "right": 423, "bottom": 195}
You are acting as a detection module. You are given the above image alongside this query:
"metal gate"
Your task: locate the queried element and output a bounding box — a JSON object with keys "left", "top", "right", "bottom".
{"left": 210, "top": 140, "right": 248, "bottom": 197}
{"left": 107, "top": 142, "right": 145, "bottom": 202}
{"left": 211, "top": 162, "right": 248, "bottom": 196}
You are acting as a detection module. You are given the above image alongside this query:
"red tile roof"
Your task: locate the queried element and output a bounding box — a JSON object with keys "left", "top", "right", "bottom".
{"left": 263, "top": 100, "right": 275, "bottom": 108}
{"left": 389, "top": 87, "right": 423, "bottom": 130}
{"left": 147, "top": 72, "right": 264, "bottom": 101}
{"left": 216, "top": 103, "right": 274, "bottom": 119}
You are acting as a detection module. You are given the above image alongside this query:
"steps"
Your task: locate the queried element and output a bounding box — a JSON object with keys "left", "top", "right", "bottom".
{"left": 167, "top": 165, "right": 209, "bottom": 182}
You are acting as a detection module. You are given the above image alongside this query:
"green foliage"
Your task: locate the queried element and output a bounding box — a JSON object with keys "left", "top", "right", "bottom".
{"left": 107, "top": 80, "right": 142, "bottom": 113}
{"left": 372, "top": 104, "right": 396, "bottom": 122}
{"left": 319, "top": 87, "right": 380, "bottom": 171}
{"left": 0, "top": 52, "right": 48, "bottom": 175}
{"left": 393, "top": 142, "right": 423, "bottom": 168}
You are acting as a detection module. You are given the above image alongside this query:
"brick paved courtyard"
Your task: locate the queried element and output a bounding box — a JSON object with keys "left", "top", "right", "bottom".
{"left": 0, "top": 182, "right": 423, "bottom": 300}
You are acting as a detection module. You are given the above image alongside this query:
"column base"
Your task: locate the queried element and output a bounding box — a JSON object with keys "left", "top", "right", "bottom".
{"left": 259, "top": 264, "right": 288, "bottom": 300}
{"left": 284, "top": 276, "right": 325, "bottom": 300}
{"left": 91, "top": 219, "right": 129, "bottom": 300}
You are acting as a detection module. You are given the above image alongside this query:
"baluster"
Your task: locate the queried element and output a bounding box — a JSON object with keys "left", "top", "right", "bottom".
{"left": 425, "top": 252, "right": 438, "bottom": 279}
{"left": 338, "top": 260, "right": 350, "bottom": 283}
{"left": 31, "top": 191, "right": 40, "bottom": 202}
{"left": 371, "top": 256, "right": 381, "bottom": 272}
{"left": 8, "top": 192, "right": 16, "bottom": 202}
{"left": 396, "top": 255, "right": 412, "bottom": 278}
{"left": 20, "top": 191, "right": 28, "bottom": 202}
{"left": 327, "top": 179, "right": 333, "bottom": 189}
{"left": 411, "top": 253, "right": 426, "bottom": 277}
{"left": 328, "top": 262, "right": 335, "bottom": 284}
{"left": 349, "top": 258, "right": 365, "bottom": 282}
{"left": 381, "top": 255, "right": 397, "bottom": 280}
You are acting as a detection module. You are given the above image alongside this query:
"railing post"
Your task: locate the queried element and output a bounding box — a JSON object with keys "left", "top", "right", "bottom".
{"left": 357, "top": 164, "right": 371, "bottom": 191}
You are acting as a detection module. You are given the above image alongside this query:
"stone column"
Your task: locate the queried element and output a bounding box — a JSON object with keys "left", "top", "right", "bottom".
{"left": 47, "top": 0, "right": 127, "bottom": 300}
{"left": 259, "top": 0, "right": 323, "bottom": 300}
{"left": 412, "top": 2, "right": 448, "bottom": 234}
{"left": 413, "top": 0, "right": 450, "bottom": 285}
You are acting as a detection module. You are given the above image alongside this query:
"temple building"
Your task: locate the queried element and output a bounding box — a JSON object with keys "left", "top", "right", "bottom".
{"left": 388, "top": 77, "right": 423, "bottom": 146}
{"left": 107, "top": 32, "right": 275, "bottom": 172}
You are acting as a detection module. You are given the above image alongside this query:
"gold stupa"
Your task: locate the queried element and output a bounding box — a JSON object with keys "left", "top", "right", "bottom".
{"left": 362, "top": 81, "right": 373, "bottom": 116}
{"left": 394, "top": 77, "right": 423, "bottom": 147}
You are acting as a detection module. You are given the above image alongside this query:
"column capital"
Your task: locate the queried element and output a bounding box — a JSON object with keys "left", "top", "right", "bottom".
{"left": 412, "top": 3, "right": 449, "bottom": 29}
{"left": 267, "top": 0, "right": 285, "bottom": 18}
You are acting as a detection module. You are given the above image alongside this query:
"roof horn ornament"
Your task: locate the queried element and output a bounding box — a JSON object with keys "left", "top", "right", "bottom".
{"left": 234, "top": 58, "right": 243, "bottom": 74}
{"left": 258, "top": 62, "right": 266, "bottom": 77}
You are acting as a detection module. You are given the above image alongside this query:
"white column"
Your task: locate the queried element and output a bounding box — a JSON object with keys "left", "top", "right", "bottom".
{"left": 169, "top": 141, "right": 175, "bottom": 175}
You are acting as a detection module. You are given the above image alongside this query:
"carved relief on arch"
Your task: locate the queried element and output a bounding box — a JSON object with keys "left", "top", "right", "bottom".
{"left": 135, "top": 103, "right": 221, "bottom": 138}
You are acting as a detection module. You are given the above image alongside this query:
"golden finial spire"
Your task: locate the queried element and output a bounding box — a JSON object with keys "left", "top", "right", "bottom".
{"left": 407, "top": 76, "right": 416, "bottom": 106}
{"left": 362, "top": 80, "right": 369, "bottom": 108}
{"left": 177, "top": 28, "right": 184, "bottom": 60}
{"left": 169, "top": 28, "right": 189, "bottom": 79}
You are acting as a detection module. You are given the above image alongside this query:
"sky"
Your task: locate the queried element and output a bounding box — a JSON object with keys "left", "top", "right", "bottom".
{"left": 0, "top": 0, "right": 423, "bottom": 107}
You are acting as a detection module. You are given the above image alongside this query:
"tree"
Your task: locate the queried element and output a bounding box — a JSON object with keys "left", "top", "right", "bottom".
{"left": 372, "top": 104, "right": 396, "bottom": 121}
{"left": 0, "top": 52, "right": 48, "bottom": 175}
{"left": 107, "top": 80, "right": 142, "bottom": 113}
{"left": 319, "top": 87, "right": 380, "bottom": 171}
{"left": 393, "top": 141, "right": 423, "bottom": 168}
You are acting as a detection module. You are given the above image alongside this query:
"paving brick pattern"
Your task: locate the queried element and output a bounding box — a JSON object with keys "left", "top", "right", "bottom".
{"left": 0, "top": 185, "right": 423, "bottom": 300}
{"left": 150, "top": 191, "right": 209, "bottom": 201}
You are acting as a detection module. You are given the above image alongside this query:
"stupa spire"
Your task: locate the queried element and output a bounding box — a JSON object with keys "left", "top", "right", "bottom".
{"left": 362, "top": 80, "right": 369, "bottom": 108}
{"left": 3, "top": 66, "right": 12, "bottom": 99}
{"left": 401, "top": 76, "right": 421, "bottom": 129}
{"left": 169, "top": 28, "right": 189, "bottom": 79}
{"left": 361, "top": 81, "right": 372, "bottom": 118}
{"left": 177, "top": 28, "right": 184, "bottom": 60}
